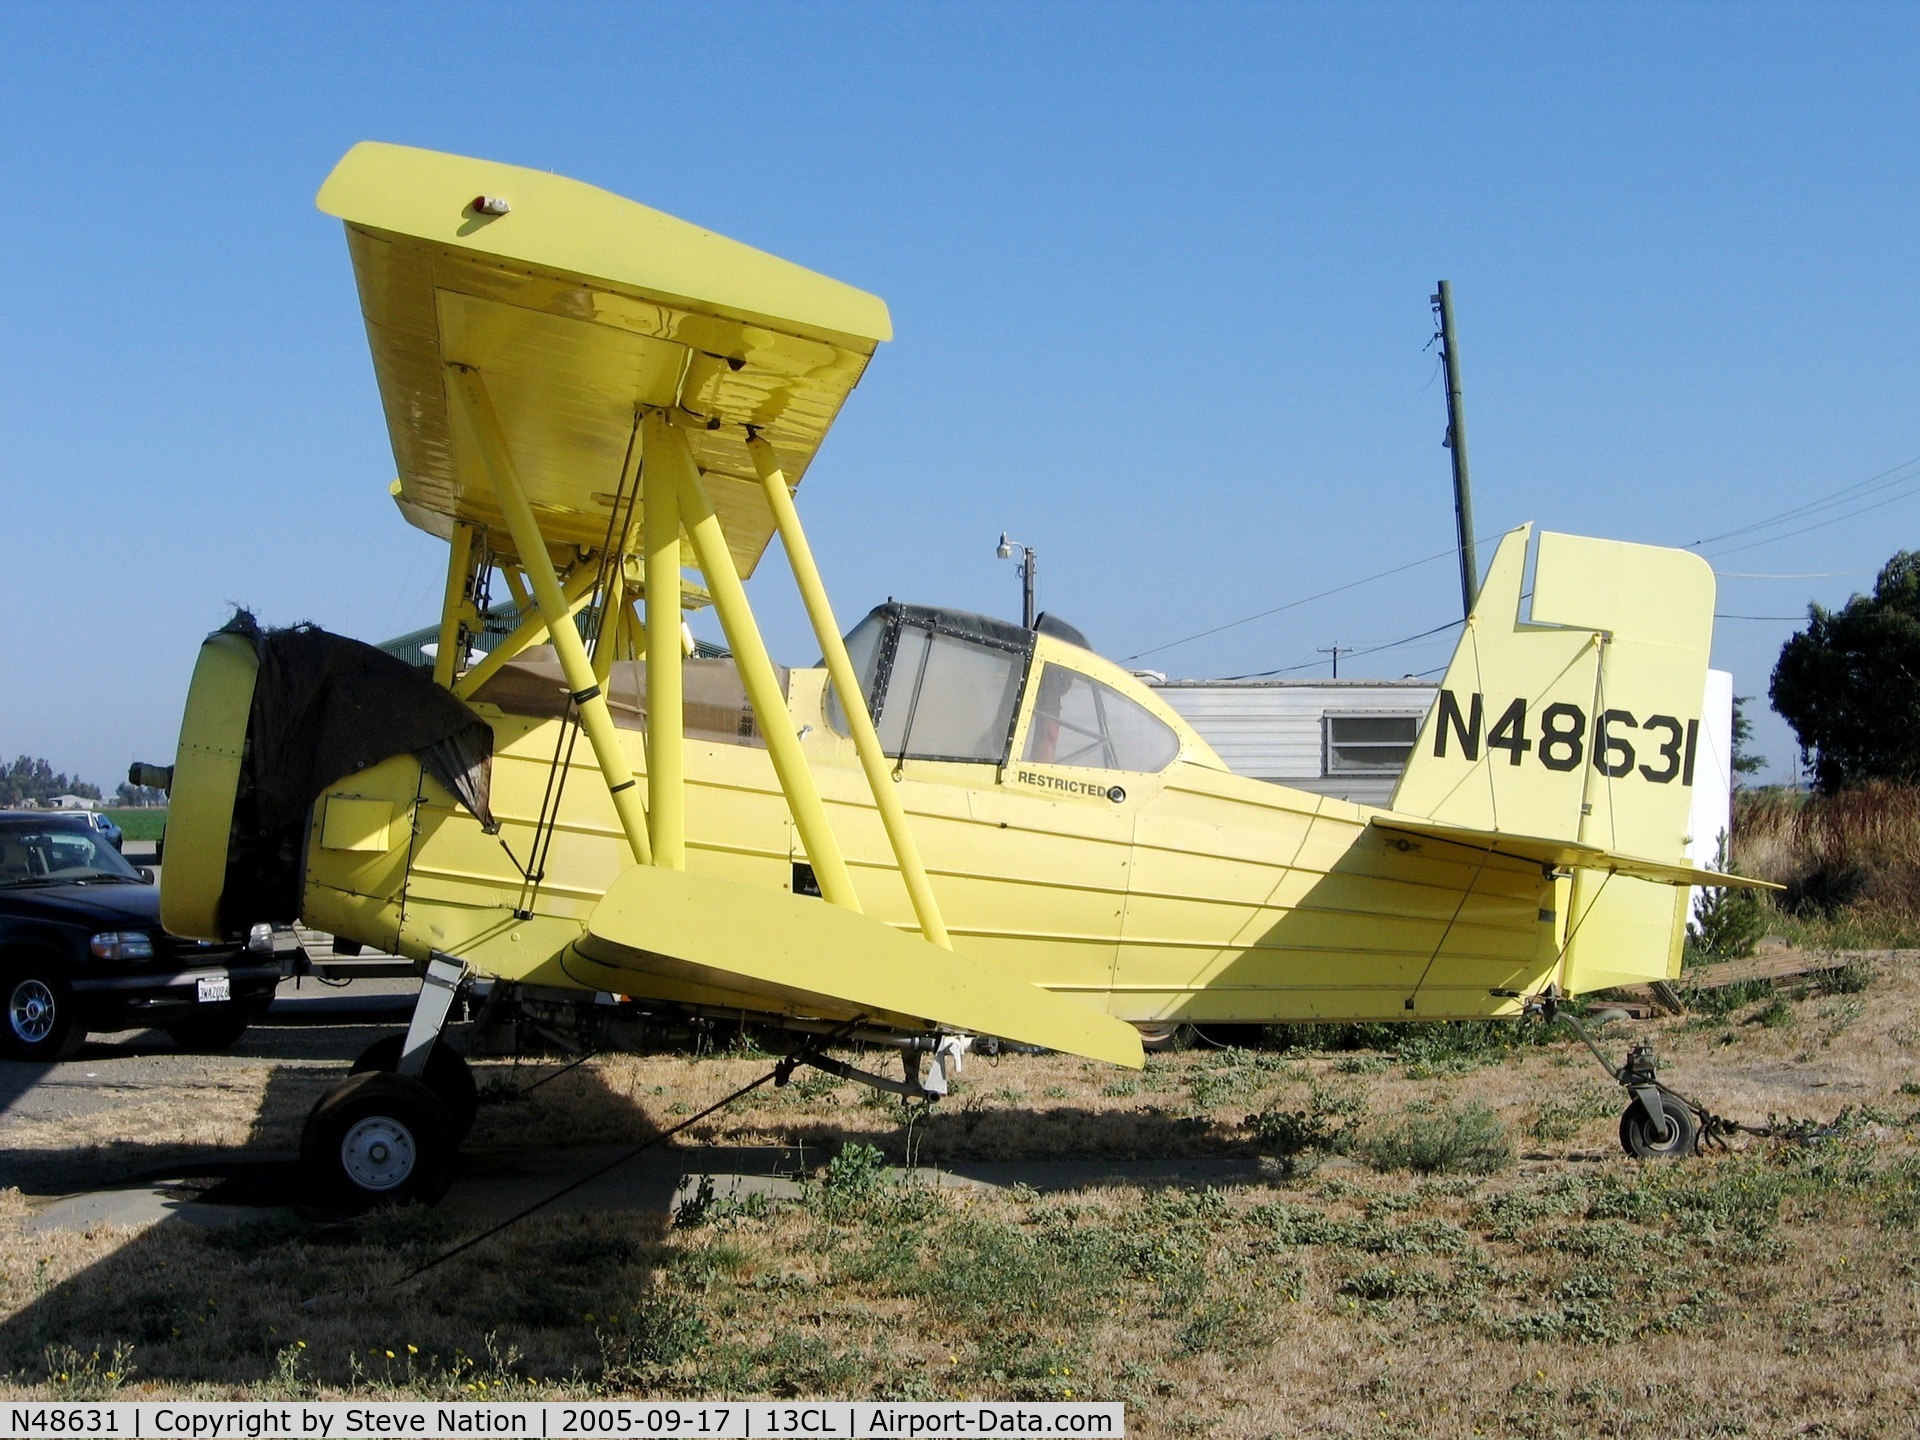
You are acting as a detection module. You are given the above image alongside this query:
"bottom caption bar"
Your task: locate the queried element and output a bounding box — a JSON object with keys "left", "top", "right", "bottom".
{"left": 2, "top": 1402, "right": 1125, "bottom": 1438}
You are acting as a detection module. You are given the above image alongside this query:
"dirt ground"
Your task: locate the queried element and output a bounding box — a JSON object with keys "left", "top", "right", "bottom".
{"left": 2, "top": 957, "right": 1917, "bottom": 1436}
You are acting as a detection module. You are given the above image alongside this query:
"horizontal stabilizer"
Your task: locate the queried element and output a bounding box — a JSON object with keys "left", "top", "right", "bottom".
{"left": 1372, "top": 819, "right": 1780, "bottom": 891}
{"left": 576, "top": 865, "right": 1145, "bottom": 1069}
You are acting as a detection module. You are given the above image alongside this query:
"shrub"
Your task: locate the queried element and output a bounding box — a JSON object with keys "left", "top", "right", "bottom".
{"left": 1528, "top": 1088, "right": 1616, "bottom": 1142}
{"left": 1247, "top": 1107, "right": 1342, "bottom": 1157}
{"left": 1355, "top": 1103, "right": 1514, "bottom": 1175}
{"left": 819, "top": 1141, "right": 886, "bottom": 1210}
{"left": 1339, "top": 1263, "right": 1440, "bottom": 1302}
{"left": 597, "top": 1287, "right": 709, "bottom": 1379}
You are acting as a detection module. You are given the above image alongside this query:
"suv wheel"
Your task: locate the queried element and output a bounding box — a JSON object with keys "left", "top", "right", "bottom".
{"left": 3, "top": 963, "right": 85, "bottom": 1061}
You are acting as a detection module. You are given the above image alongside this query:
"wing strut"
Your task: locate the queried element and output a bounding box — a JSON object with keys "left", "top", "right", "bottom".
{"left": 431, "top": 522, "right": 478, "bottom": 688}
{"left": 441, "top": 378, "right": 955, "bottom": 949}
{"left": 641, "top": 412, "right": 687, "bottom": 870}
{"left": 747, "top": 434, "right": 952, "bottom": 949}
{"left": 448, "top": 365, "right": 654, "bottom": 868}
{"left": 454, "top": 562, "right": 603, "bottom": 699}
{"left": 669, "top": 423, "right": 861, "bottom": 911}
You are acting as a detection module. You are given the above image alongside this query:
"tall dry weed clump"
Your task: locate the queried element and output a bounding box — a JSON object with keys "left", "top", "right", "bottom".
{"left": 1734, "top": 783, "right": 1920, "bottom": 943}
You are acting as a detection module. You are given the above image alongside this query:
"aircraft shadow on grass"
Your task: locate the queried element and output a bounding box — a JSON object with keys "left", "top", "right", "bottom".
{"left": 0, "top": 1032, "right": 1259, "bottom": 1387}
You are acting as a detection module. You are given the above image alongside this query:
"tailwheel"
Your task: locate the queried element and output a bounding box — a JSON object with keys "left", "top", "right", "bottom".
{"left": 1618, "top": 1091, "right": 1700, "bottom": 1160}
{"left": 351, "top": 1035, "right": 479, "bottom": 1140}
{"left": 302, "top": 1071, "right": 455, "bottom": 1210}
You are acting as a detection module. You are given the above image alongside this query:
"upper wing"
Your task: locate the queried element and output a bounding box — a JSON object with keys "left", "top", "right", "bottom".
{"left": 1373, "top": 817, "right": 1780, "bottom": 890}
{"left": 574, "top": 863, "right": 1147, "bottom": 1069}
{"left": 316, "top": 141, "right": 891, "bottom": 579}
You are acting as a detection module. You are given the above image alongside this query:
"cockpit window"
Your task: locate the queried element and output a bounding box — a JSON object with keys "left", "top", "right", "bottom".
{"left": 824, "top": 606, "right": 1031, "bottom": 764}
{"left": 824, "top": 611, "right": 888, "bottom": 739}
{"left": 1022, "top": 664, "right": 1181, "bottom": 773}
{"left": 876, "top": 625, "right": 1027, "bottom": 762}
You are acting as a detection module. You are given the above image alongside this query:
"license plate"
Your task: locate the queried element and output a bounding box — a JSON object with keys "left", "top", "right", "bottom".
{"left": 196, "top": 974, "right": 231, "bottom": 1003}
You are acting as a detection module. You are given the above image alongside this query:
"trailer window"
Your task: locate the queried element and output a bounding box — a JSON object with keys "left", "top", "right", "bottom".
{"left": 1324, "top": 713, "right": 1421, "bottom": 773}
{"left": 1022, "top": 665, "right": 1180, "bottom": 773}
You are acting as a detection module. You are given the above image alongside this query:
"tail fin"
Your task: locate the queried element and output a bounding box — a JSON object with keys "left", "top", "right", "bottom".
{"left": 1391, "top": 526, "right": 1718, "bottom": 991}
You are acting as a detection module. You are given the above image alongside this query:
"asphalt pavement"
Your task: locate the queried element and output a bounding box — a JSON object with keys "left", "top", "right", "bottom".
{"left": 4, "top": 969, "right": 1274, "bottom": 1235}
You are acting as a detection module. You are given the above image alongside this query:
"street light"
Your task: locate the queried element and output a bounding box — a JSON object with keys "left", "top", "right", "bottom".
{"left": 996, "top": 532, "right": 1038, "bottom": 629}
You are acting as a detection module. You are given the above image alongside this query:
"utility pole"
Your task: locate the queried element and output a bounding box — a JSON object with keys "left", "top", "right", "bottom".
{"left": 1432, "top": 281, "right": 1479, "bottom": 617}
{"left": 996, "top": 532, "right": 1039, "bottom": 629}
{"left": 1319, "top": 643, "right": 1353, "bottom": 678}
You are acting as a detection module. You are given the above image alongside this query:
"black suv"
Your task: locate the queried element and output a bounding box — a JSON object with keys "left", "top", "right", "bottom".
{"left": 0, "top": 813, "right": 281, "bottom": 1059}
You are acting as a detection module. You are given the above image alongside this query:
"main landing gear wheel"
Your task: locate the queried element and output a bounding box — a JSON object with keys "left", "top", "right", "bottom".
{"left": 1619, "top": 1092, "right": 1700, "bottom": 1160}
{"left": 351, "top": 1035, "right": 479, "bottom": 1140}
{"left": 3, "top": 964, "right": 85, "bottom": 1061}
{"left": 302, "top": 1071, "right": 455, "bottom": 1210}
{"left": 1136, "top": 1023, "right": 1197, "bottom": 1053}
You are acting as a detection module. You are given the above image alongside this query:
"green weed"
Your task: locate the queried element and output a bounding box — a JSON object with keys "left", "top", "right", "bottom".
{"left": 41, "top": 1343, "right": 135, "bottom": 1398}
{"left": 1339, "top": 1263, "right": 1440, "bottom": 1303}
{"left": 1246, "top": 1107, "right": 1343, "bottom": 1157}
{"left": 595, "top": 1288, "right": 710, "bottom": 1384}
{"left": 1528, "top": 1087, "right": 1617, "bottom": 1141}
{"left": 1355, "top": 1103, "right": 1514, "bottom": 1175}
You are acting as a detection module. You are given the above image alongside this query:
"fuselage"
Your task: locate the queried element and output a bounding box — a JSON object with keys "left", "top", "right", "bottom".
{"left": 296, "top": 604, "right": 1564, "bottom": 1028}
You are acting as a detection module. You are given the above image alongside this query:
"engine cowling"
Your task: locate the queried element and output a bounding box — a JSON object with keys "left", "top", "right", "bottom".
{"left": 160, "top": 628, "right": 261, "bottom": 941}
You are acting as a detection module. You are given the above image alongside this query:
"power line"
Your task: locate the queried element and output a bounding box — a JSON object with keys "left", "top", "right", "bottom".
{"left": 1689, "top": 450, "right": 1920, "bottom": 552}
{"left": 1704, "top": 479, "right": 1920, "bottom": 559}
{"left": 1717, "top": 570, "right": 1872, "bottom": 579}
{"left": 1123, "top": 544, "right": 1463, "bottom": 662}
{"left": 1219, "top": 618, "right": 1463, "bottom": 681}
{"left": 1128, "top": 446, "right": 1918, "bottom": 668}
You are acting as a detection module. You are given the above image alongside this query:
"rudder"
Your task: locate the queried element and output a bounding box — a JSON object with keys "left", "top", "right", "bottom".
{"left": 1390, "top": 526, "right": 1718, "bottom": 991}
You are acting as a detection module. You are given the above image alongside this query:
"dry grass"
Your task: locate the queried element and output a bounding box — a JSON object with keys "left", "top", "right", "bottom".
{"left": 1735, "top": 784, "right": 1920, "bottom": 948}
{"left": 3, "top": 958, "right": 1919, "bottom": 1432}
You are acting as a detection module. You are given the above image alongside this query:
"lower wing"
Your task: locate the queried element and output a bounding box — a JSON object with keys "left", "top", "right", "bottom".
{"left": 572, "top": 864, "right": 1146, "bottom": 1068}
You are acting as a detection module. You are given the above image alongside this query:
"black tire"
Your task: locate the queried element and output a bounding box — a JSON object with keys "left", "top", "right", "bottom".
{"left": 3, "top": 962, "right": 85, "bottom": 1061}
{"left": 1137, "top": 1023, "right": 1198, "bottom": 1054}
{"left": 352, "top": 1035, "right": 479, "bottom": 1140}
{"left": 301, "top": 1071, "right": 455, "bottom": 1210}
{"left": 166, "top": 1007, "right": 252, "bottom": 1052}
{"left": 1619, "top": 1092, "right": 1700, "bottom": 1160}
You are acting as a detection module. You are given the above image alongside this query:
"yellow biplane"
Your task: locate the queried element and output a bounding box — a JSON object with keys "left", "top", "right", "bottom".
{"left": 144, "top": 143, "right": 1764, "bottom": 1206}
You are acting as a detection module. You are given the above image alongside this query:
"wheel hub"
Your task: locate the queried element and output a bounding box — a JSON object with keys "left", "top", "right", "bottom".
{"left": 9, "top": 980, "right": 55, "bottom": 1044}
{"left": 340, "top": 1115, "right": 417, "bottom": 1191}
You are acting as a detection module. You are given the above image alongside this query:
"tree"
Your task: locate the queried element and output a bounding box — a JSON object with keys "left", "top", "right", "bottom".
{"left": 116, "top": 781, "right": 166, "bottom": 807}
{"left": 1686, "top": 831, "right": 1764, "bottom": 961}
{"left": 0, "top": 756, "right": 101, "bottom": 808}
{"left": 1731, "top": 695, "right": 1766, "bottom": 783}
{"left": 1770, "top": 550, "right": 1920, "bottom": 792}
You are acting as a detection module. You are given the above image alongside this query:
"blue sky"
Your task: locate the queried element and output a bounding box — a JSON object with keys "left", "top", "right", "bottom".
{"left": 3, "top": 2, "right": 1916, "bottom": 789}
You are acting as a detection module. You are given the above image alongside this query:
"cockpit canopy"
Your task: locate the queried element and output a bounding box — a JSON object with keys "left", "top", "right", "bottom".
{"left": 825, "top": 603, "right": 1182, "bottom": 774}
